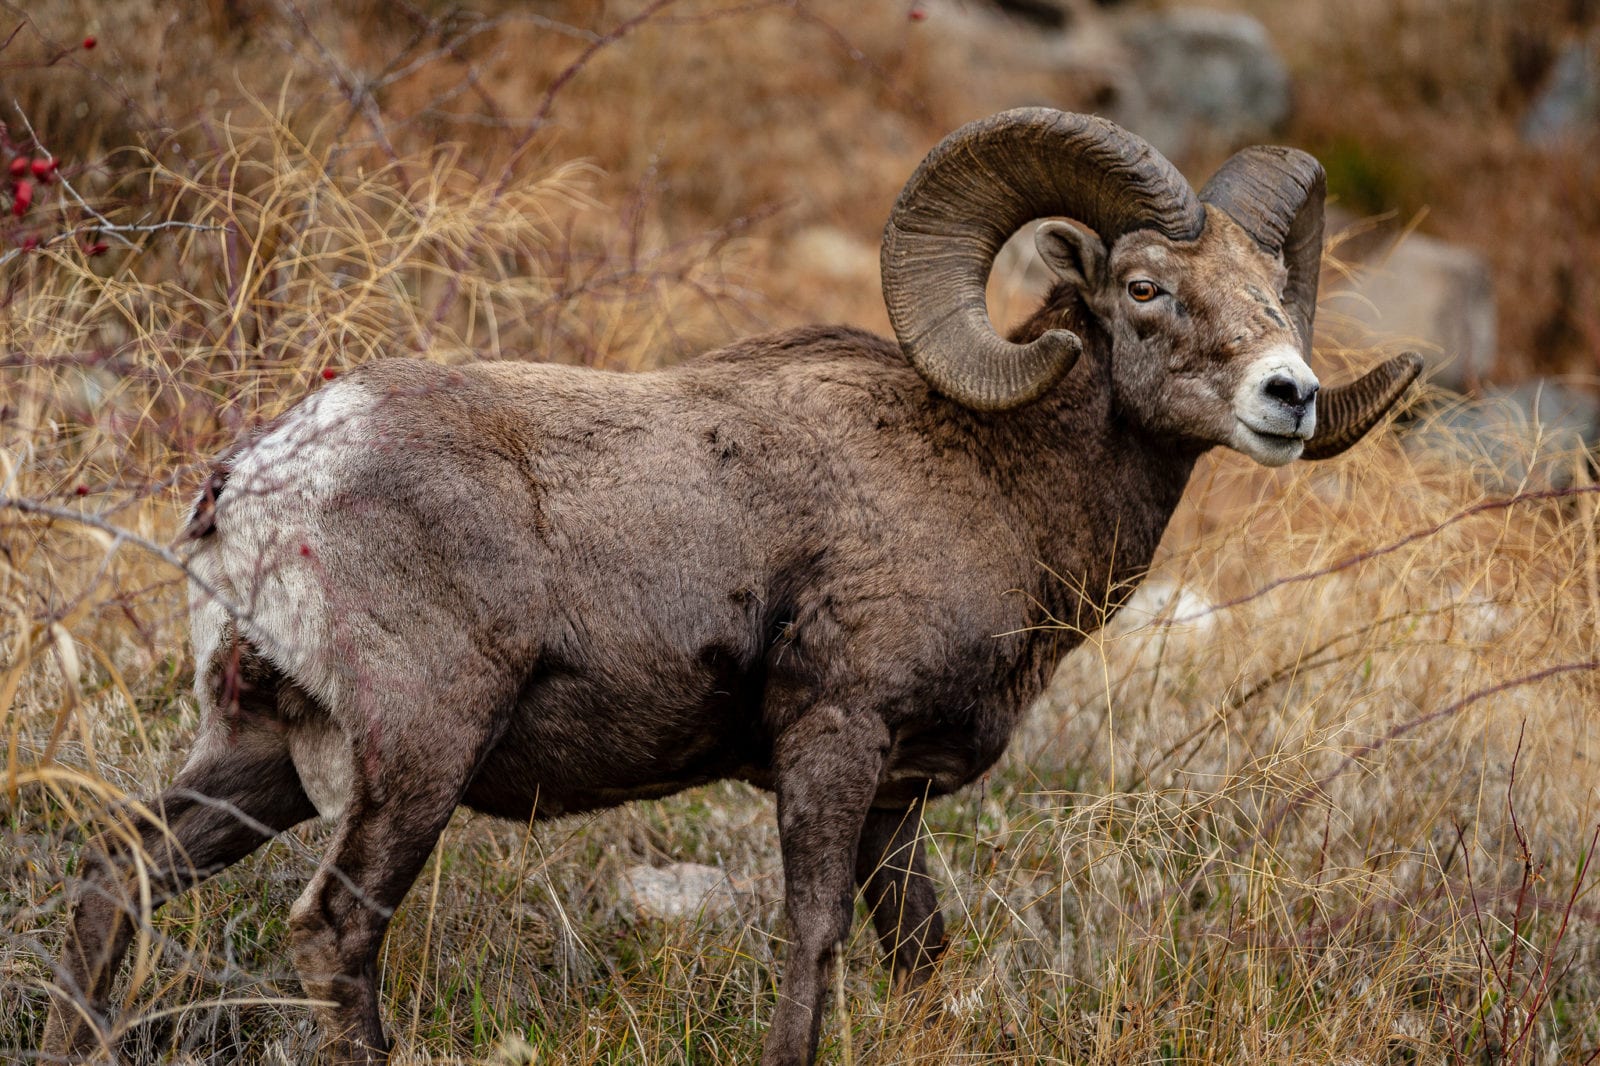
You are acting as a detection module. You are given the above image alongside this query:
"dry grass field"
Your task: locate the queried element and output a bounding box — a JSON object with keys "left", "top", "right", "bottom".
{"left": 2, "top": 0, "right": 1597, "bottom": 1062}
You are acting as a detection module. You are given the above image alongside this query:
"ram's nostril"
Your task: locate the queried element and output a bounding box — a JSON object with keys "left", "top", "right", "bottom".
{"left": 1263, "top": 374, "right": 1309, "bottom": 409}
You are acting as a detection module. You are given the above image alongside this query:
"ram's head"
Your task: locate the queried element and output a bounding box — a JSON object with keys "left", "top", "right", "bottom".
{"left": 881, "top": 108, "right": 1420, "bottom": 464}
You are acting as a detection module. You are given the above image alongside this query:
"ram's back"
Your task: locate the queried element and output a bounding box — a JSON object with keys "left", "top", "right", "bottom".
{"left": 185, "top": 329, "right": 1037, "bottom": 818}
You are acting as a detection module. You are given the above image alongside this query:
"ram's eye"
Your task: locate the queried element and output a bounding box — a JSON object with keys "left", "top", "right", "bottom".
{"left": 1127, "top": 280, "right": 1160, "bottom": 302}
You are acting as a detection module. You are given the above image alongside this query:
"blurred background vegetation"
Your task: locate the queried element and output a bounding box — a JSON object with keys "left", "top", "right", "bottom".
{"left": 2, "top": 1, "right": 1597, "bottom": 1063}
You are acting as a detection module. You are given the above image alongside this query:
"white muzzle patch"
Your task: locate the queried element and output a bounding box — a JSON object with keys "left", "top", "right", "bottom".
{"left": 1230, "top": 345, "right": 1319, "bottom": 466}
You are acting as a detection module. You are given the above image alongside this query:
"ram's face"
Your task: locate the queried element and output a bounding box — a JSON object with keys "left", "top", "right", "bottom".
{"left": 1036, "top": 210, "right": 1318, "bottom": 466}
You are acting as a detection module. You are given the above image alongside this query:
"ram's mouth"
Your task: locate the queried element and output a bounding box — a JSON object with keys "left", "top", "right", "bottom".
{"left": 1237, "top": 422, "right": 1306, "bottom": 445}
{"left": 1232, "top": 419, "right": 1309, "bottom": 467}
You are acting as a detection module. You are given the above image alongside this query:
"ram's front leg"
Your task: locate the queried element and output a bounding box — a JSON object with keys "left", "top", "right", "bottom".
{"left": 762, "top": 705, "right": 889, "bottom": 1066}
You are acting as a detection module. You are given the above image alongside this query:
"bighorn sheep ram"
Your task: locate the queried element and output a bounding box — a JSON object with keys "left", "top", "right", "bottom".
{"left": 45, "top": 109, "right": 1419, "bottom": 1065}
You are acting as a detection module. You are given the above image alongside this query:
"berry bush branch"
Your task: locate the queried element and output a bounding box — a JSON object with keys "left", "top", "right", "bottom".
{"left": 1, "top": 102, "right": 223, "bottom": 270}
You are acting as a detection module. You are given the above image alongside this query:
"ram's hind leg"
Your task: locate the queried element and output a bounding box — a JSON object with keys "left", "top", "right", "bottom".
{"left": 286, "top": 669, "right": 510, "bottom": 1066}
{"left": 856, "top": 801, "right": 946, "bottom": 994}
{"left": 42, "top": 714, "right": 316, "bottom": 1059}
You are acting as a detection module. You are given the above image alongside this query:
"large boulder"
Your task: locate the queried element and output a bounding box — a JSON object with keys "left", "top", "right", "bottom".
{"left": 1404, "top": 379, "right": 1599, "bottom": 492}
{"left": 1110, "top": 9, "right": 1292, "bottom": 159}
{"left": 900, "top": 4, "right": 1291, "bottom": 162}
{"left": 1522, "top": 34, "right": 1600, "bottom": 148}
{"left": 1322, "top": 233, "right": 1498, "bottom": 394}
{"left": 908, "top": 0, "right": 1140, "bottom": 124}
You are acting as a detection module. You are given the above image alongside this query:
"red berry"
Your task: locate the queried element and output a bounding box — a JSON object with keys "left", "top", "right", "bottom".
{"left": 321, "top": 367, "right": 337, "bottom": 380}
{"left": 83, "top": 36, "right": 96, "bottom": 49}
{"left": 84, "top": 240, "right": 108, "bottom": 256}
{"left": 12, "top": 179, "right": 32, "bottom": 216}
{"left": 31, "top": 158, "right": 55, "bottom": 181}
{"left": 299, "top": 543, "right": 312, "bottom": 557}
{"left": 75, "top": 484, "right": 89, "bottom": 496}
{"left": 7, "top": 158, "right": 26, "bottom": 178}
{"left": 22, "top": 236, "right": 38, "bottom": 250}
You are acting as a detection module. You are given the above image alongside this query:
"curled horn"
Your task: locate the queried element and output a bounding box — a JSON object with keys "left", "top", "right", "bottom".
{"left": 1301, "top": 352, "right": 1423, "bottom": 460}
{"left": 882, "top": 108, "right": 1204, "bottom": 412}
{"left": 1199, "top": 145, "right": 1325, "bottom": 361}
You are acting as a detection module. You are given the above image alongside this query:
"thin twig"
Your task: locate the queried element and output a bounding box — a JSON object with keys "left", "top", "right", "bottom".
{"left": 0, "top": 495, "right": 244, "bottom": 624}
{"left": 1151, "top": 484, "right": 1600, "bottom": 629}
{"left": 1169, "top": 660, "right": 1600, "bottom": 909}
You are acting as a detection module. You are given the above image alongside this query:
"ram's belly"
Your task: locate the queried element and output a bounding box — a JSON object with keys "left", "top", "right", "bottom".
{"left": 875, "top": 720, "right": 1011, "bottom": 805}
{"left": 461, "top": 660, "right": 773, "bottom": 820}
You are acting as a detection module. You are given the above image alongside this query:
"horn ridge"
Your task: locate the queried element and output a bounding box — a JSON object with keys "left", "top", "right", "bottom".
{"left": 1301, "top": 352, "right": 1423, "bottom": 460}
{"left": 882, "top": 108, "right": 1202, "bottom": 412}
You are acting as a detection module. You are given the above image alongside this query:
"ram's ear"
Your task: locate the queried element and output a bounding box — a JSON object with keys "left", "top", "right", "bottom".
{"left": 1035, "top": 220, "right": 1107, "bottom": 293}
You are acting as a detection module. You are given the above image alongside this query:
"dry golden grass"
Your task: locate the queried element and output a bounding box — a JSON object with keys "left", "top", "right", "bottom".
{"left": 2, "top": 1, "right": 1597, "bottom": 1063}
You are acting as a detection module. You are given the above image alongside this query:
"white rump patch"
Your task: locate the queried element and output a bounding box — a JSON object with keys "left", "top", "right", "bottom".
{"left": 207, "top": 380, "right": 379, "bottom": 708}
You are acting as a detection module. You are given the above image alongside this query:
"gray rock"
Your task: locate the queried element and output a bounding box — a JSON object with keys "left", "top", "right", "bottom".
{"left": 619, "top": 862, "right": 758, "bottom": 923}
{"left": 913, "top": 0, "right": 1141, "bottom": 121}
{"left": 1498, "top": 380, "right": 1600, "bottom": 445}
{"left": 1404, "top": 379, "right": 1599, "bottom": 492}
{"left": 1110, "top": 579, "right": 1216, "bottom": 635}
{"left": 1112, "top": 9, "right": 1291, "bottom": 158}
{"left": 1322, "top": 233, "right": 1497, "bottom": 393}
{"left": 1522, "top": 35, "right": 1600, "bottom": 147}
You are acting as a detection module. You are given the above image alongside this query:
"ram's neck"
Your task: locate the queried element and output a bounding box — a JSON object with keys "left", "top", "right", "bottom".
{"left": 992, "top": 283, "right": 1202, "bottom": 631}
